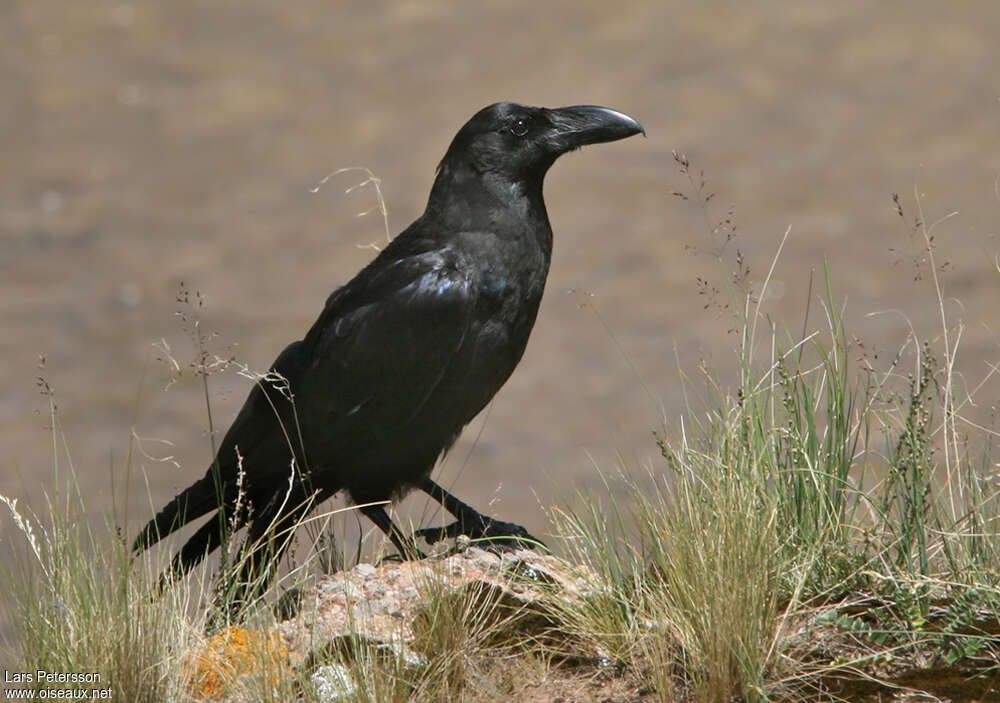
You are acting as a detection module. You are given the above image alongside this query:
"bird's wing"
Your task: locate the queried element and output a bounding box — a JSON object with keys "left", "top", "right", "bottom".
{"left": 298, "top": 245, "right": 476, "bottom": 442}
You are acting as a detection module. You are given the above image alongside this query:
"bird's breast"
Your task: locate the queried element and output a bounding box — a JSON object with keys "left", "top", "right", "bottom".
{"left": 409, "top": 227, "right": 551, "bottom": 430}
{"left": 446, "top": 252, "right": 548, "bottom": 414}
{"left": 477, "top": 252, "right": 548, "bottom": 327}
{"left": 479, "top": 267, "right": 516, "bottom": 312}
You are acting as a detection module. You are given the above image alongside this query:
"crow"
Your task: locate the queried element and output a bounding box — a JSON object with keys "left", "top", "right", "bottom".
{"left": 134, "top": 102, "right": 643, "bottom": 588}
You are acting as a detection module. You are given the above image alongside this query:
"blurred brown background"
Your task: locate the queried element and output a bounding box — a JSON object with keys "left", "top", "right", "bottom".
{"left": 1, "top": 0, "right": 998, "bottom": 631}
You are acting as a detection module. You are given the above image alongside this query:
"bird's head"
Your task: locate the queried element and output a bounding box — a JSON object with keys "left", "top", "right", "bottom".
{"left": 437, "top": 102, "right": 644, "bottom": 185}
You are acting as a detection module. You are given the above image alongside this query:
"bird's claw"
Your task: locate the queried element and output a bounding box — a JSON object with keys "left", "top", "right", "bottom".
{"left": 414, "top": 520, "right": 464, "bottom": 543}
{"left": 415, "top": 516, "right": 546, "bottom": 552}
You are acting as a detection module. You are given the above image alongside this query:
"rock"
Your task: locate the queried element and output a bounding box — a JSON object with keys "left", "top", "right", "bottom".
{"left": 352, "top": 563, "right": 377, "bottom": 578}
{"left": 275, "top": 548, "right": 589, "bottom": 669}
{"left": 309, "top": 664, "right": 356, "bottom": 701}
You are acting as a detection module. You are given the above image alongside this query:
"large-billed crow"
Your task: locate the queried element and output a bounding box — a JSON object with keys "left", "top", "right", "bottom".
{"left": 134, "top": 102, "right": 643, "bottom": 586}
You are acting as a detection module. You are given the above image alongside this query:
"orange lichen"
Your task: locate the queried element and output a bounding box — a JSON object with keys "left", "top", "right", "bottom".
{"left": 184, "top": 626, "right": 290, "bottom": 701}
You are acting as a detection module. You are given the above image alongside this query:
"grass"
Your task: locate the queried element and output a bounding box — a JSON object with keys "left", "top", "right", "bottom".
{"left": 3, "top": 168, "right": 999, "bottom": 701}
{"left": 2, "top": 429, "right": 196, "bottom": 701}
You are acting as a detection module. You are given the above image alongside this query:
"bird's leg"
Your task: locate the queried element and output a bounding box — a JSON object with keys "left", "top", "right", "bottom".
{"left": 414, "top": 477, "right": 546, "bottom": 551}
{"left": 359, "top": 504, "right": 427, "bottom": 560}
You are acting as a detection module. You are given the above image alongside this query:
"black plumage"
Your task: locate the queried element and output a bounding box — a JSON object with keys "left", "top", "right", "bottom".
{"left": 134, "top": 102, "right": 643, "bottom": 585}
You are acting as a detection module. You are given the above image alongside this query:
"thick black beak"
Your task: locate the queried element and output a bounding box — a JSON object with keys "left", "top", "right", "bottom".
{"left": 545, "top": 105, "right": 644, "bottom": 152}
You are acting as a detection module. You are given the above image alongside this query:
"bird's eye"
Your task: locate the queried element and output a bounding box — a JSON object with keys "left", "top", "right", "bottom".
{"left": 509, "top": 117, "right": 530, "bottom": 137}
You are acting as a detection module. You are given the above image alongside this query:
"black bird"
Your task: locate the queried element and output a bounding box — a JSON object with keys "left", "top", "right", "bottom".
{"left": 134, "top": 102, "right": 643, "bottom": 586}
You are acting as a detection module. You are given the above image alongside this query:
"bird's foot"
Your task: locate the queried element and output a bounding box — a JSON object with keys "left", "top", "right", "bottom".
{"left": 415, "top": 513, "right": 546, "bottom": 552}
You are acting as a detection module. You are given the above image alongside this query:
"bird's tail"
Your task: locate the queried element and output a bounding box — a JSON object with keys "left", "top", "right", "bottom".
{"left": 132, "top": 472, "right": 225, "bottom": 554}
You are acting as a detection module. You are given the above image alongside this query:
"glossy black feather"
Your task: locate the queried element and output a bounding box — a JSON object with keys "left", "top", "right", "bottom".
{"left": 134, "top": 102, "right": 643, "bottom": 580}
